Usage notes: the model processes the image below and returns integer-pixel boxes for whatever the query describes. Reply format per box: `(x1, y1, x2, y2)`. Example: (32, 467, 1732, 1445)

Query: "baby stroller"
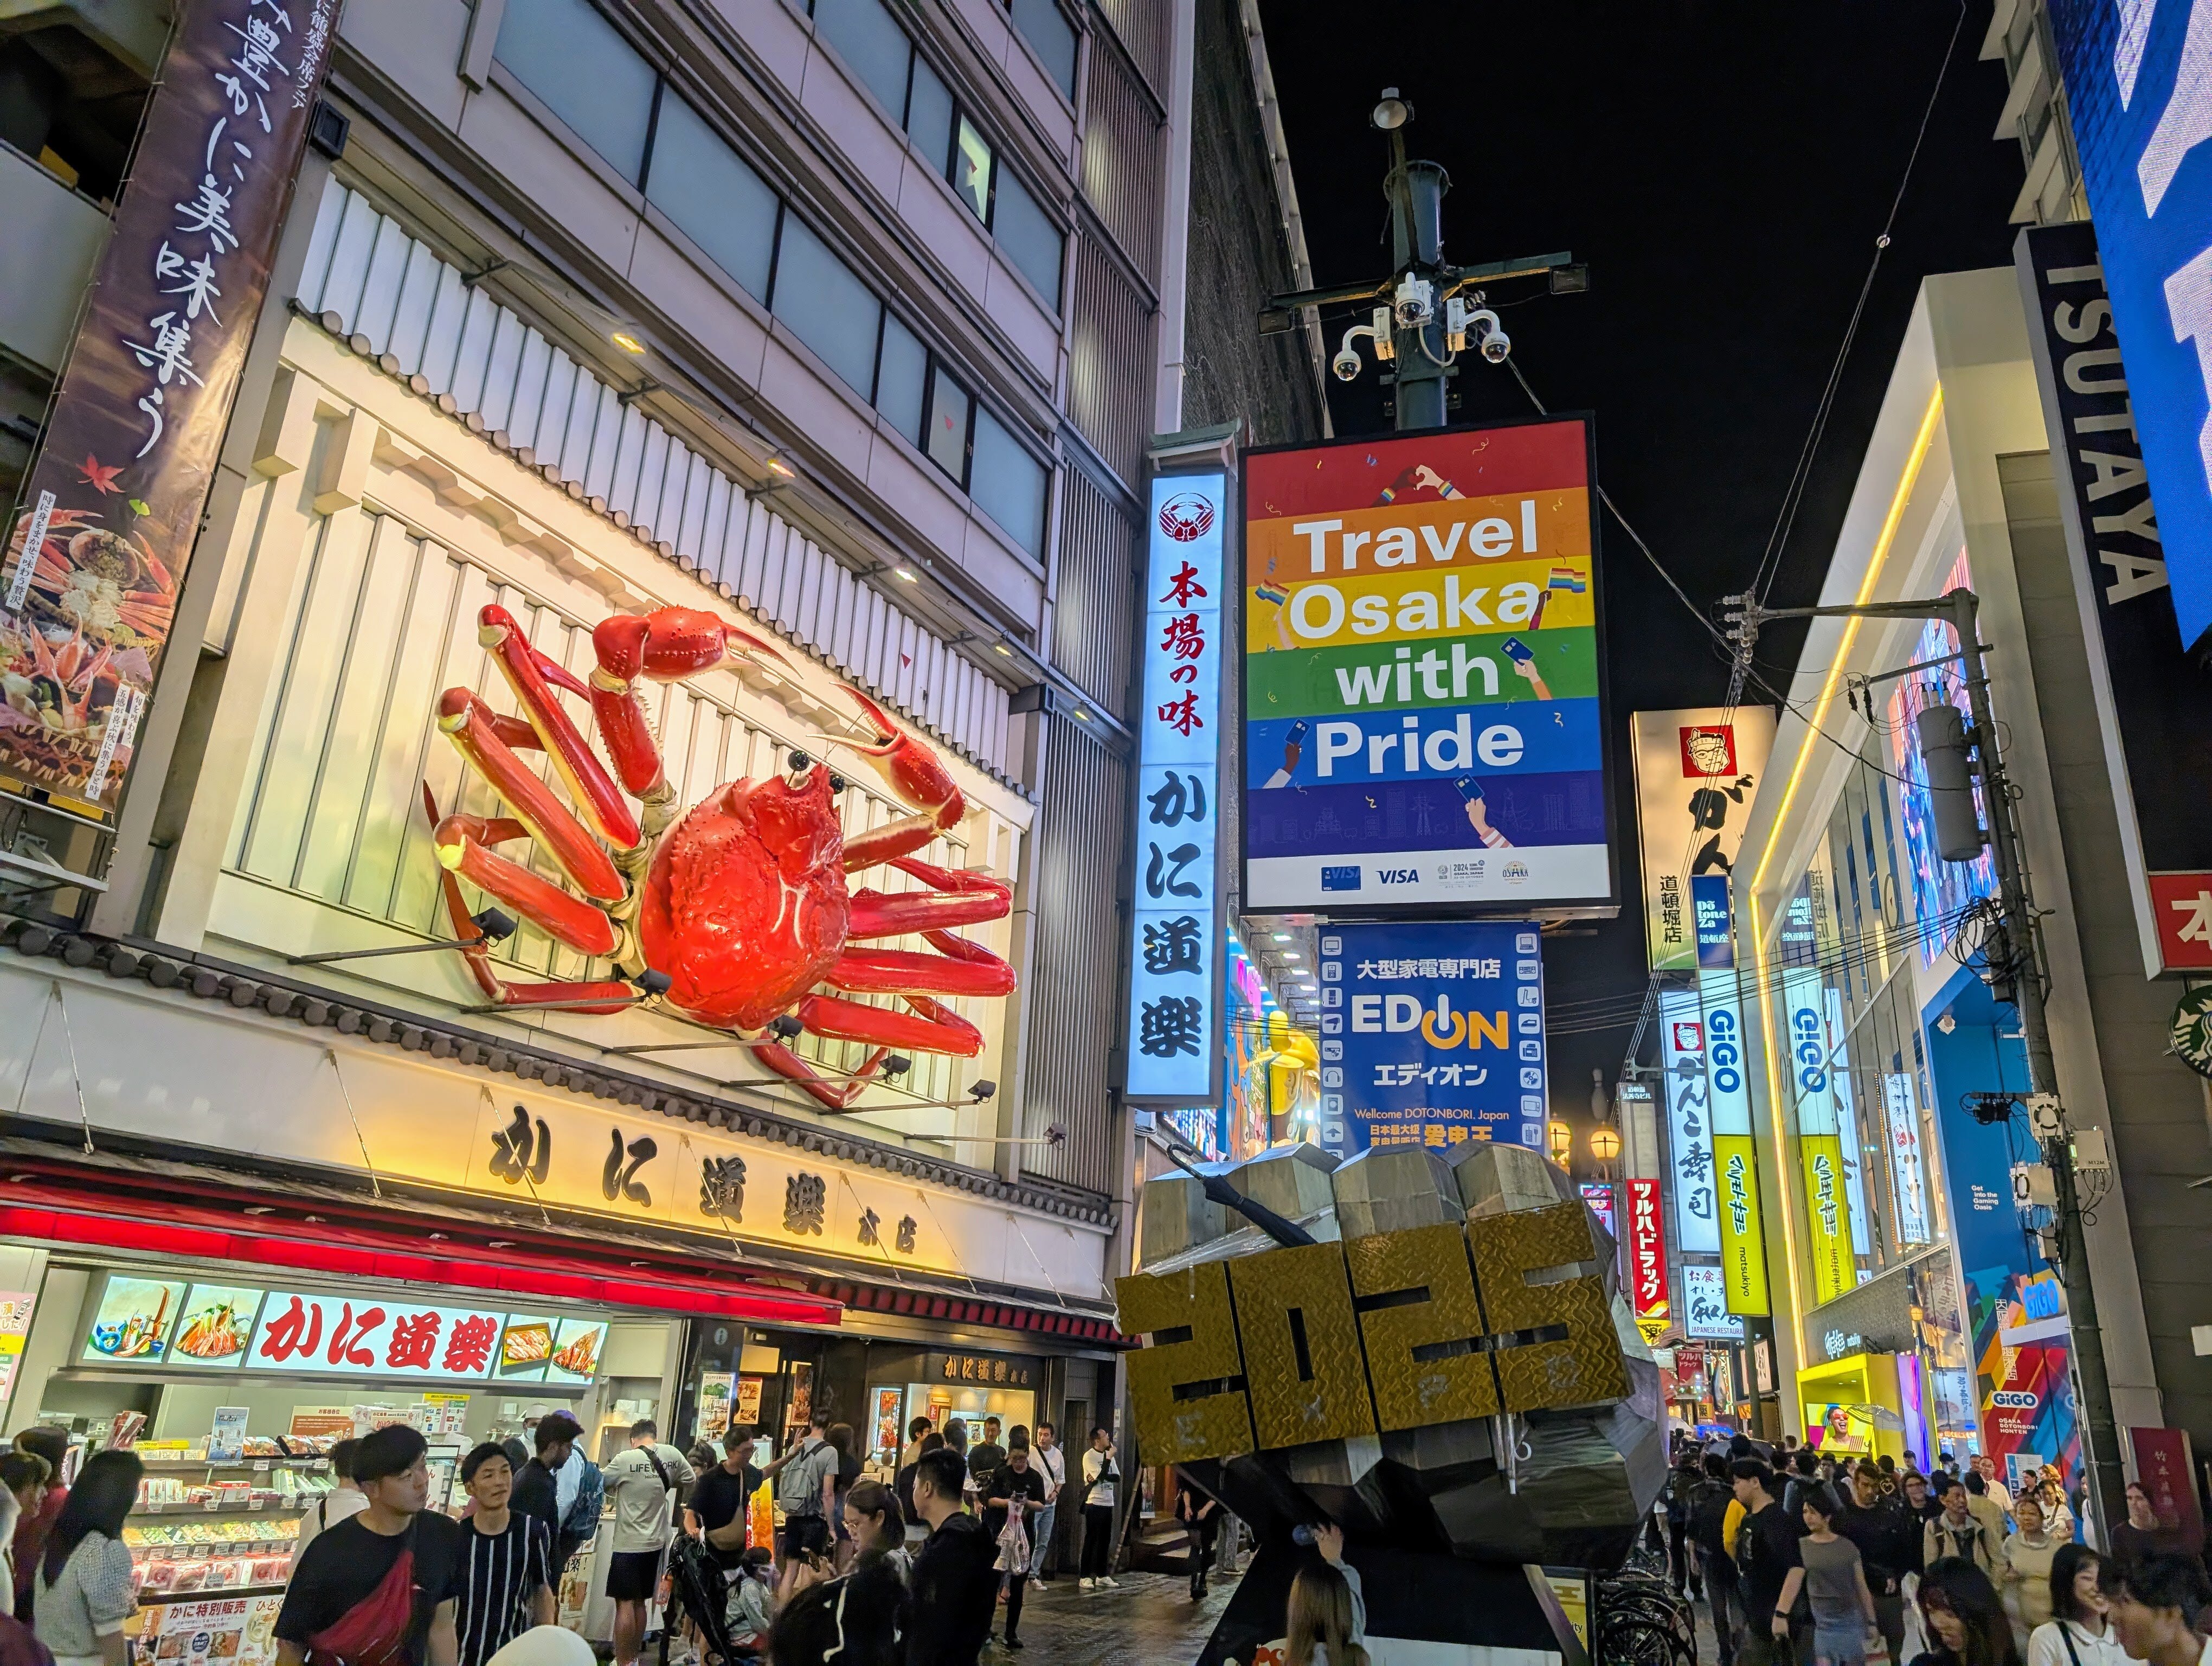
(658, 1536, 749, 1665)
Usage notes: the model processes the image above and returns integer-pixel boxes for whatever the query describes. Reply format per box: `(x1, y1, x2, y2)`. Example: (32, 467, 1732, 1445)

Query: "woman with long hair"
(2026, 1545, 2131, 1666)
(1913, 1558, 2024, 1666)
(33, 1449, 140, 1666)
(1287, 1560, 1368, 1666)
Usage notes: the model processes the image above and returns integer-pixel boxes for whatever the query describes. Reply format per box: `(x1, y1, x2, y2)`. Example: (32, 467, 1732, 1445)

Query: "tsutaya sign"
(0, 963, 1109, 1300)
(1124, 470, 1229, 1105)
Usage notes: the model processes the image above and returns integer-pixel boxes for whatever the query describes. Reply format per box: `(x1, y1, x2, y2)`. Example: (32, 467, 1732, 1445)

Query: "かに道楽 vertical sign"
(0, 0, 338, 813)
(1124, 472, 1227, 1105)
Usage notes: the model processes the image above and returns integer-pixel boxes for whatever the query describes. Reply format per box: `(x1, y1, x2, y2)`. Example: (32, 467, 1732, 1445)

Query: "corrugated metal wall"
(1078, 39, 1165, 289)
(1015, 719, 1128, 1194)
(1050, 462, 1138, 716)
(292, 180, 1014, 784)
(229, 506, 984, 1104)
(1065, 235, 1158, 492)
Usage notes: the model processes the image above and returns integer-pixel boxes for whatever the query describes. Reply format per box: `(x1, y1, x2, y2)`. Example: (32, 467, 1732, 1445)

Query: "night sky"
(1252, 2, 2025, 1134)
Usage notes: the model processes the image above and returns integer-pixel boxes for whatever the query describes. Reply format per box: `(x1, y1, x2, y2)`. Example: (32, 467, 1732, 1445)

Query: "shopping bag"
(995, 1504, 1031, 1575)
(1898, 1574, 1928, 1666)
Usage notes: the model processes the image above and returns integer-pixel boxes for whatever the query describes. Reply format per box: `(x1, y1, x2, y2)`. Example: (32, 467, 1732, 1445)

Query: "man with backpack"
(1690, 1452, 1743, 1666)
(601, 1419, 695, 1666)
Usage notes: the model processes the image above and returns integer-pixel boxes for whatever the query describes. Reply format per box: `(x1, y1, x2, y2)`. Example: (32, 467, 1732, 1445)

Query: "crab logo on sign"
(1158, 491, 1216, 544)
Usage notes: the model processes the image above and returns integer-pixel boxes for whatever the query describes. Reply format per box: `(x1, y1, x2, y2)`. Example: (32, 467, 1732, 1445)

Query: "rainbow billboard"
(1240, 419, 1614, 914)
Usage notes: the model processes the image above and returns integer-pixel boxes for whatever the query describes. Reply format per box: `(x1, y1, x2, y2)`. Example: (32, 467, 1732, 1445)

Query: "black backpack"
(1690, 1480, 1734, 1560)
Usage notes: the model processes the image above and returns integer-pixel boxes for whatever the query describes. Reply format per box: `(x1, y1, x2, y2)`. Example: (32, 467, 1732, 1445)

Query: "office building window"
(771, 218, 883, 395)
(969, 407, 1046, 557)
(991, 169, 1062, 304)
(923, 365, 972, 482)
(491, 0, 1052, 552)
(875, 313, 930, 446)
(1009, 0, 1077, 99)
(952, 114, 995, 222)
(494, 0, 658, 183)
(904, 54, 954, 172)
(813, 0, 912, 118)
(644, 93, 780, 300)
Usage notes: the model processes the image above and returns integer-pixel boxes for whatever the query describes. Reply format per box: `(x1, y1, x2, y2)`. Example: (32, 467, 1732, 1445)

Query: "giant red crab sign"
(420, 603, 1014, 1110)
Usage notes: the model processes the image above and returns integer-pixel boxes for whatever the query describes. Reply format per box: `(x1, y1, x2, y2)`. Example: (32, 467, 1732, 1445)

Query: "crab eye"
(828, 773, 847, 794)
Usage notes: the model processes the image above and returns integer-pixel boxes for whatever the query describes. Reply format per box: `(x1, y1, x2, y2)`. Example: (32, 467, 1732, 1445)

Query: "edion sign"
(1626, 1177, 1668, 1321)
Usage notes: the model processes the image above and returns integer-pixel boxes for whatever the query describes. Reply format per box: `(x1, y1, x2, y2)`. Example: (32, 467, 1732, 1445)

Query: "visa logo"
(1378, 868, 1422, 883)
(1320, 865, 1362, 892)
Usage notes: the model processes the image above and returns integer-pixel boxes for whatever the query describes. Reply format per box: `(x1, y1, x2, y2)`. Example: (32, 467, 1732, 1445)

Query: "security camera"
(1393, 274, 1435, 329)
(1332, 344, 1364, 382)
(1462, 306, 1509, 363)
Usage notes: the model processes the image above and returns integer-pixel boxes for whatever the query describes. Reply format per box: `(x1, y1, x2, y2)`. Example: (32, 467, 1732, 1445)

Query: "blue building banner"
(2047, 0, 2212, 650)
(1313, 921, 1545, 1155)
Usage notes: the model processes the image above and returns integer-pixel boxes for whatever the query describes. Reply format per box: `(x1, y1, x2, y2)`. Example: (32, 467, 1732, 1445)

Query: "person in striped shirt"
(455, 1442, 556, 1666)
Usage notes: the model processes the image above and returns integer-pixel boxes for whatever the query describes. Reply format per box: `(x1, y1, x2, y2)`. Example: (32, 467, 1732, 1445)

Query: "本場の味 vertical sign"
(0, 0, 337, 813)
(1123, 472, 1227, 1104)
(1240, 418, 1613, 913)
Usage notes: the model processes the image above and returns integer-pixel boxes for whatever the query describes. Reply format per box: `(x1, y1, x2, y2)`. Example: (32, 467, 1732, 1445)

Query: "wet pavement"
(990, 1567, 1235, 1665)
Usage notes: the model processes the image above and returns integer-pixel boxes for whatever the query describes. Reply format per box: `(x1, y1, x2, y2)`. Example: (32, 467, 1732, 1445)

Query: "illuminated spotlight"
(611, 330, 647, 354)
(1371, 87, 1413, 131)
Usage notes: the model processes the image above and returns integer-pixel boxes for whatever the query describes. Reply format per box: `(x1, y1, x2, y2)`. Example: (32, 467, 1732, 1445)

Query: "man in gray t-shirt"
(601, 1419, 696, 1666)
(764, 1413, 838, 1561)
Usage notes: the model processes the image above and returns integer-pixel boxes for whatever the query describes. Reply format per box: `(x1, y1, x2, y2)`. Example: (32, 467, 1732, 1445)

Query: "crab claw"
(840, 685, 964, 832)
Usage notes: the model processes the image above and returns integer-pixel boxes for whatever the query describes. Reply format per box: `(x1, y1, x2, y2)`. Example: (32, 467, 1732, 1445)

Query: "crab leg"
(838, 687, 969, 869)
(477, 605, 641, 849)
(420, 787, 635, 1010)
(750, 1041, 891, 1110)
(827, 931, 1014, 997)
(430, 810, 621, 957)
(437, 690, 626, 902)
(796, 991, 985, 1056)
(590, 608, 787, 798)
(847, 856, 1011, 939)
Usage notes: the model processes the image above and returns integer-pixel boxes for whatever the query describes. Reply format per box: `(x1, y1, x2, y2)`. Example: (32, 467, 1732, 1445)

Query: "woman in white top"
(32, 1450, 142, 1666)
(2027, 1544, 2134, 1666)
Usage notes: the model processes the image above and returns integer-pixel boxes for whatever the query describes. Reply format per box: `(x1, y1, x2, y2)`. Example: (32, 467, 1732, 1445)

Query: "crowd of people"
(1662, 1430, 2212, 1666)
(0, 1408, 1158, 1666)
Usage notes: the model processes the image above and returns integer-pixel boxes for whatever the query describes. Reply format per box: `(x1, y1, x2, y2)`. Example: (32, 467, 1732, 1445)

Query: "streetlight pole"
(1257, 89, 1583, 434)
(1722, 586, 2124, 1537)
